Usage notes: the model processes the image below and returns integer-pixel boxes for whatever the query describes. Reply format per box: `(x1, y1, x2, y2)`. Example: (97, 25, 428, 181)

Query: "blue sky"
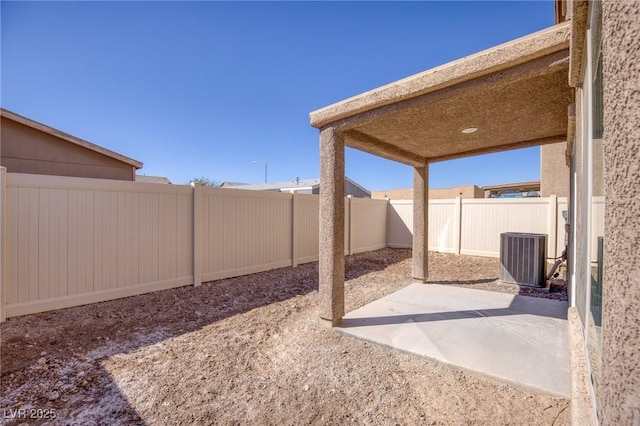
(1, 1, 555, 190)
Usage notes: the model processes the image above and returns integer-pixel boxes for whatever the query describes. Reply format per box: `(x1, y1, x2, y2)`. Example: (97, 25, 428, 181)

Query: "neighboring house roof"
(135, 175, 172, 184)
(225, 177, 370, 195)
(0, 108, 142, 169)
(481, 181, 541, 192)
(227, 178, 320, 191)
(219, 181, 249, 187)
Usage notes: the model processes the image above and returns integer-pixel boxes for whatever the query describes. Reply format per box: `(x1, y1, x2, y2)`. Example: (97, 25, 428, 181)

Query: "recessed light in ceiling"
(462, 127, 478, 134)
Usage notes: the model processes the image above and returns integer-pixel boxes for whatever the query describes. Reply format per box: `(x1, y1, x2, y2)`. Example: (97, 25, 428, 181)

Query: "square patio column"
(412, 164, 429, 282)
(319, 126, 345, 326)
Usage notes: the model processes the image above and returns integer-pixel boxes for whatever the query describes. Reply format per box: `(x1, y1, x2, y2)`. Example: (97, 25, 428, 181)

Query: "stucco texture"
(318, 127, 345, 325)
(601, 1, 640, 424)
(540, 142, 570, 197)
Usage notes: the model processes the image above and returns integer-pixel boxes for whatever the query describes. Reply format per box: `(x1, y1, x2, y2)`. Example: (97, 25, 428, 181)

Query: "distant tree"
(189, 176, 220, 187)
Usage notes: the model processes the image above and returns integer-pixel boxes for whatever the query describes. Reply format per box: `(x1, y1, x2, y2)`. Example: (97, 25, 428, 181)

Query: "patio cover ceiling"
(310, 22, 573, 166)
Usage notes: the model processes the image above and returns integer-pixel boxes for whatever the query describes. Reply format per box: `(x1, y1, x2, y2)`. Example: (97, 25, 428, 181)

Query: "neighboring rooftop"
(219, 181, 249, 188)
(482, 180, 541, 198)
(135, 175, 172, 184)
(224, 177, 371, 198)
(1, 108, 142, 169)
(225, 178, 320, 192)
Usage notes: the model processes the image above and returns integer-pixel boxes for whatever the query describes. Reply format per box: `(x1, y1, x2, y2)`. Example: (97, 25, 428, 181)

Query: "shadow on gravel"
(1, 248, 410, 424)
(1, 248, 409, 375)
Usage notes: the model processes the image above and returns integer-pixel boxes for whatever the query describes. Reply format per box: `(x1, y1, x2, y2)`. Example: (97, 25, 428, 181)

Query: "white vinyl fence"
(387, 196, 605, 263)
(0, 170, 388, 320)
(0, 168, 601, 321)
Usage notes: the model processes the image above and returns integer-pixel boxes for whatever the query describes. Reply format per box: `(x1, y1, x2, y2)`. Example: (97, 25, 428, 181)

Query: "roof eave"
(1, 108, 143, 169)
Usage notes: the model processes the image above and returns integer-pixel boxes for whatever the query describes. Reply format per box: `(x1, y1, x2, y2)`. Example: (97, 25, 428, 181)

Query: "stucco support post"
(412, 164, 429, 282)
(319, 127, 345, 327)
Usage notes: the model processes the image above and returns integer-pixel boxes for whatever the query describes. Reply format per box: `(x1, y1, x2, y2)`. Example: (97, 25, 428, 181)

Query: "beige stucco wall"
(371, 188, 413, 200)
(0, 117, 135, 180)
(540, 141, 570, 197)
(371, 185, 483, 200)
(601, 1, 640, 424)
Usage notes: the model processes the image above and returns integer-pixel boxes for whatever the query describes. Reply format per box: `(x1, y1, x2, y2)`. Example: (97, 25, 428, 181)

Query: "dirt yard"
(1, 249, 569, 425)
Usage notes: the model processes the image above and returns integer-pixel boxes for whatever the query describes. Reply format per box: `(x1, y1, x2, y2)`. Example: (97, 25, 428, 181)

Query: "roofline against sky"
(1, 108, 143, 169)
(310, 21, 571, 129)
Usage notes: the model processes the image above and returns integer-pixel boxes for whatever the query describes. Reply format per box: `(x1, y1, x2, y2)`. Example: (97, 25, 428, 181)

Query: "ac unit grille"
(499, 233, 547, 287)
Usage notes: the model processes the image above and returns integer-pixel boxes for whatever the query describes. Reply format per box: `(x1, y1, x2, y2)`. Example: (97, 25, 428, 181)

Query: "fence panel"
(294, 194, 320, 264)
(5, 173, 193, 318)
(460, 198, 550, 257)
(350, 198, 387, 254)
(387, 199, 456, 252)
(345, 197, 350, 256)
(0, 167, 5, 321)
(557, 197, 569, 257)
(428, 200, 457, 253)
(387, 201, 413, 248)
(200, 188, 293, 282)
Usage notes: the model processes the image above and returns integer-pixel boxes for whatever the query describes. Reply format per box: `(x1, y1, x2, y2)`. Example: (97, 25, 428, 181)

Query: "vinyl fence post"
(191, 182, 202, 287)
(385, 198, 390, 248)
(548, 195, 558, 259)
(453, 196, 462, 255)
(0, 167, 6, 322)
(347, 195, 353, 255)
(292, 192, 298, 267)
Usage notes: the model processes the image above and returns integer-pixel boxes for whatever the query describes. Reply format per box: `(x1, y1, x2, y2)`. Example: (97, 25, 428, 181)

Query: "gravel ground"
(1, 249, 569, 425)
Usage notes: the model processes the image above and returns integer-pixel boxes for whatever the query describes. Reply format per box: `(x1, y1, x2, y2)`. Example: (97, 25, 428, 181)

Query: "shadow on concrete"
(340, 303, 566, 328)
(336, 284, 571, 397)
(427, 278, 498, 285)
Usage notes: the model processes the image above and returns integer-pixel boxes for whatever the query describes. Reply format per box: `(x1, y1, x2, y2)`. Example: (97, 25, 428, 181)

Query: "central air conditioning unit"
(499, 232, 547, 287)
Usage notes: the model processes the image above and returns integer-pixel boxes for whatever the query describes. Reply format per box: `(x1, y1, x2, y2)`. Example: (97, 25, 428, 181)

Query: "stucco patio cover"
(310, 22, 572, 326)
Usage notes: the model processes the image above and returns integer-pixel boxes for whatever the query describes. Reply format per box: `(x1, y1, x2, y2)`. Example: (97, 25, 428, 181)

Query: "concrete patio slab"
(337, 284, 570, 397)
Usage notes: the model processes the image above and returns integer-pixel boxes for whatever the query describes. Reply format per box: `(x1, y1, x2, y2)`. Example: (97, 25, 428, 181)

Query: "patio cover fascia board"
(343, 130, 426, 168)
(311, 22, 571, 165)
(310, 21, 570, 130)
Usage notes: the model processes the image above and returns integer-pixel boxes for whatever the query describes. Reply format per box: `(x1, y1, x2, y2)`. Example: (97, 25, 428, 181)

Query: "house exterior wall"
(371, 188, 413, 200)
(540, 141, 570, 197)
(0, 117, 135, 181)
(600, 1, 640, 424)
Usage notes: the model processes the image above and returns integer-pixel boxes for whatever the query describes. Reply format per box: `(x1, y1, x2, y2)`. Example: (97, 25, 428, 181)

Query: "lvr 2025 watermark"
(3, 408, 57, 420)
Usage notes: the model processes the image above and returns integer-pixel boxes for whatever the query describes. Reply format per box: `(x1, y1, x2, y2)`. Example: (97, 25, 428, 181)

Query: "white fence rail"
(0, 171, 388, 320)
